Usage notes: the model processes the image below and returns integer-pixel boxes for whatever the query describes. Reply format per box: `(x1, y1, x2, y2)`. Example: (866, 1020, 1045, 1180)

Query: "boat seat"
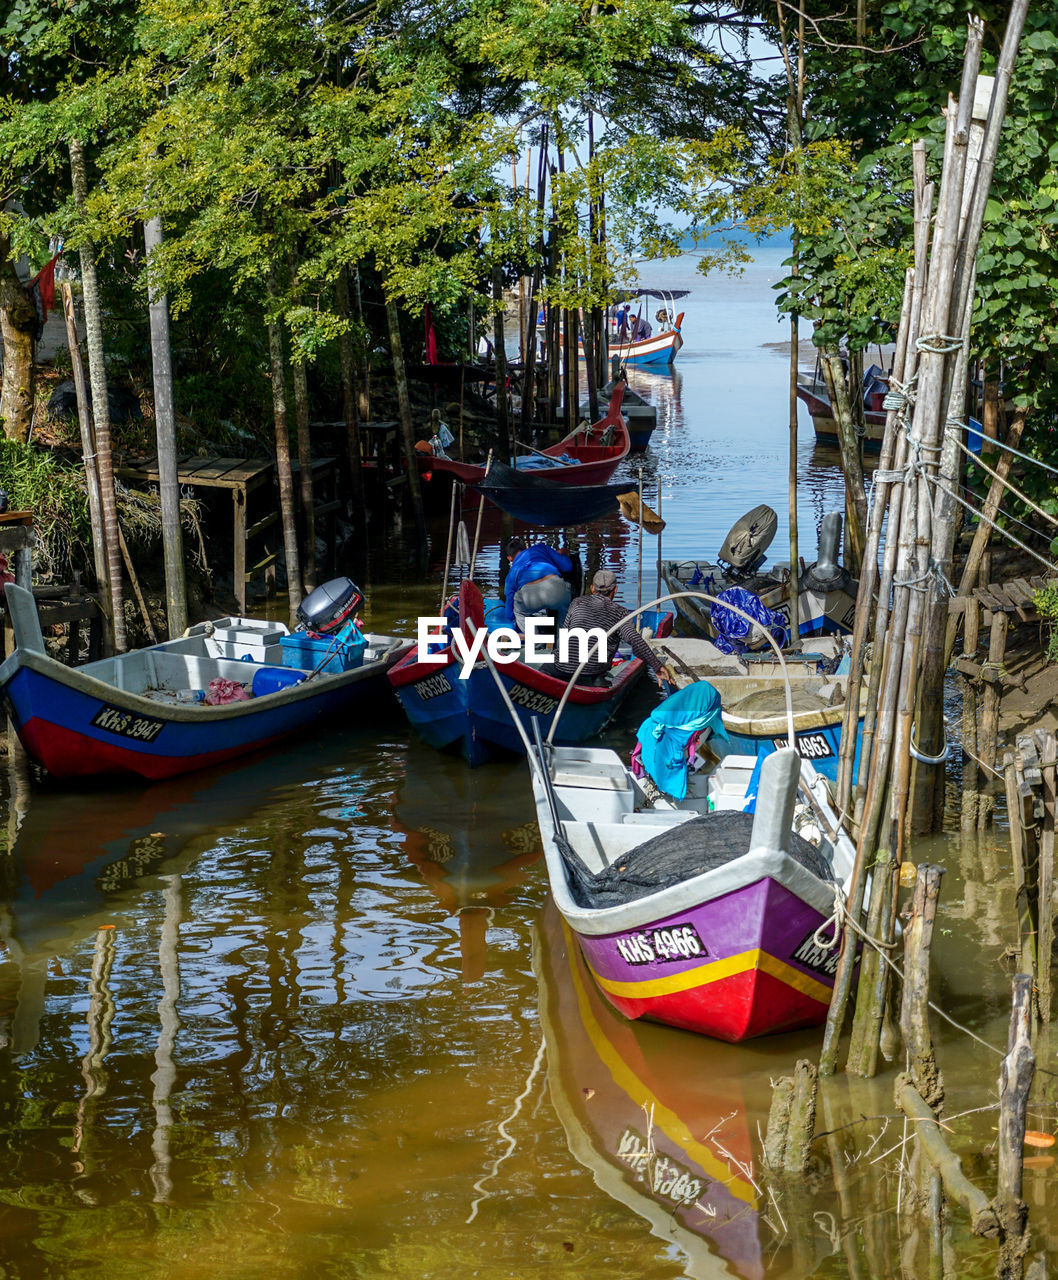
(621, 811, 694, 826)
(3, 583, 45, 654)
(553, 770, 628, 792)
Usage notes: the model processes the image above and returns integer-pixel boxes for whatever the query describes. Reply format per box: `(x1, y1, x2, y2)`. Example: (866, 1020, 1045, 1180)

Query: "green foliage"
(0, 439, 91, 578)
(1034, 581, 1058, 663)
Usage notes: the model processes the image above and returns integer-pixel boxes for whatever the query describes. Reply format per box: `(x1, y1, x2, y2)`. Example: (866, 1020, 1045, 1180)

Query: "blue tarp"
(709, 586, 790, 655)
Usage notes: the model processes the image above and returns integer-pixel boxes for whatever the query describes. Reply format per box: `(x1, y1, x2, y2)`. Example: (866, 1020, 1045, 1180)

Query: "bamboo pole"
(439, 480, 458, 612)
(961, 598, 981, 828)
(468, 451, 493, 581)
(977, 613, 1008, 826)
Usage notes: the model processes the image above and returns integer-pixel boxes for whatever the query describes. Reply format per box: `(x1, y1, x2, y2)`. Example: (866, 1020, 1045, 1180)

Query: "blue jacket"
(502, 546, 573, 622)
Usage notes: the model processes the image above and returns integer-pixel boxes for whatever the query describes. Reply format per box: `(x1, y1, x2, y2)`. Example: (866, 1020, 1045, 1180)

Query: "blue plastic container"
(252, 666, 307, 697)
(280, 632, 366, 674)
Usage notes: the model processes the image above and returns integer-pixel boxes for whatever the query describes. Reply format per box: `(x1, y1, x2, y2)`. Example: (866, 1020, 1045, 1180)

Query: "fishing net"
(566, 811, 835, 909)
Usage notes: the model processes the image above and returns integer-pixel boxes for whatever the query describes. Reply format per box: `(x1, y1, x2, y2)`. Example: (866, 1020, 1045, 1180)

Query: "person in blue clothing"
(502, 536, 573, 633)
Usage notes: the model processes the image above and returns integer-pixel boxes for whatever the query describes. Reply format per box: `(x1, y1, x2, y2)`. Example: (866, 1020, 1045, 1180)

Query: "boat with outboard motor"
(796, 363, 889, 449)
(661, 507, 858, 646)
(0, 579, 413, 781)
(388, 580, 673, 767)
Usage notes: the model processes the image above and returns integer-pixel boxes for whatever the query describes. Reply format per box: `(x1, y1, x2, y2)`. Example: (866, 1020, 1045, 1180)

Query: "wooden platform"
(116, 453, 339, 612)
(948, 575, 1055, 625)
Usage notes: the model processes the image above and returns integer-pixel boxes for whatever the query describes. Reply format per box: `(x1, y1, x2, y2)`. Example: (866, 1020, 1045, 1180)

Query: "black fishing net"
(564, 811, 835, 910)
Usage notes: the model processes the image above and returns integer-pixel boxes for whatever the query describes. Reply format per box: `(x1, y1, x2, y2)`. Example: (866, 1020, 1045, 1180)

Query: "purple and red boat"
(388, 580, 673, 768)
(0, 581, 413, 782)
(528, 740, 855, 1042)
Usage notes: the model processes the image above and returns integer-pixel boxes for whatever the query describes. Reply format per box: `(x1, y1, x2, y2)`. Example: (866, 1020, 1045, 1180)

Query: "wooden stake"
(1038, 733, 1056, 1021)
(995, 973, 1035, 1279)
(899, 864, 945, 1109)
(977, 612, 1008, 826)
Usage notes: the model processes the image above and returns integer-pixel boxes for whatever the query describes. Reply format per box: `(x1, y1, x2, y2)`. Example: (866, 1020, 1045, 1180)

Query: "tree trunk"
(0, 227, 36, 442)
(384, 294, 429, 554)
(70, 138, 126, 652)
(143, 215, 187, 638)
(819, 345, 867, 574)
(265, 280, 303, 621)
(61, 280, 112, 650)
(336, 266, 365, 531)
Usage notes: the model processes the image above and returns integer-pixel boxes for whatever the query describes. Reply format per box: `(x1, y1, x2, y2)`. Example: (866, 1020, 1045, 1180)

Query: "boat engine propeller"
(297, 577, 364, 635)
(801, 511, 852, 592)
(717, 504, 778, 579)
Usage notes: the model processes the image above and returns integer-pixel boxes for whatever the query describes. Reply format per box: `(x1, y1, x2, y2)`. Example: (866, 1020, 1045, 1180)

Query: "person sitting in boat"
(552, 569, 674, 688)
(632, 314, 652, 341)
(632, 680, 729, 801)
(502, 536, 574, 634)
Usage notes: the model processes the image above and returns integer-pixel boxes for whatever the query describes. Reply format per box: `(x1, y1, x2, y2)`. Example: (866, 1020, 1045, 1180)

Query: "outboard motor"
(801, 512, 852, 593)
(717, 504, 778, 579)
(297, 577, 364, 636)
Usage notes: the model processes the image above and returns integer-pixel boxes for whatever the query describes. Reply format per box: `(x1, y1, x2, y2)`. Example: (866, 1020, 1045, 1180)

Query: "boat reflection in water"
(390, 743, 543, 982)
(534, 901, 834, 1280)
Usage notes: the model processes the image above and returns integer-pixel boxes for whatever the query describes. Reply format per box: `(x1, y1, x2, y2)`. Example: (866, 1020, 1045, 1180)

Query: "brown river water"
(0, 253, 1049, 1277)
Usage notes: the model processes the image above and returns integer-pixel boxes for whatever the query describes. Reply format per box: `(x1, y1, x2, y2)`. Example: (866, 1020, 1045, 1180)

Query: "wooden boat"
(608, 288, 689, 367)
(417, 382, 630, 488)
(388, 580, 672, 767)
(528, 738, 856, 1042)
(661, 509, 858, 645)
(647, 642, 862, 784)
(0, 582, 413, 781)
(472, 462, 634, 527)
(535, 900, 836, 1279)
(796, 365, 887, 449)
(581, 380, 657, 451)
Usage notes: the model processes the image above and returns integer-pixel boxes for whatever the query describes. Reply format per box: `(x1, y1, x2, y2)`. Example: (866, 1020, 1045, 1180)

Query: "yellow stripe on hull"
(591, 947, 833, 1006)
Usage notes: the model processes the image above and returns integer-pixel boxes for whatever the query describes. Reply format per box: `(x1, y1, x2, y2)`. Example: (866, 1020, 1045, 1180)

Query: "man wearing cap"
(553, 569, 674, 687)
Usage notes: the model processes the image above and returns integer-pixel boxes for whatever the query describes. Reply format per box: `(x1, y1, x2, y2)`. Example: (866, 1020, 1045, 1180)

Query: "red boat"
(417, 382, 630, 488)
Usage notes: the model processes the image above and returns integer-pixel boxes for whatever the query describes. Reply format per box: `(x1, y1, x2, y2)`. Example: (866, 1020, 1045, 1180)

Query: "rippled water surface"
(0, 254, 1036, 1278)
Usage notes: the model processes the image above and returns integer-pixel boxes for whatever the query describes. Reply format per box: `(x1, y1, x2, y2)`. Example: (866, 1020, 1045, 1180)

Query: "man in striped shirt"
(552, 569, 673, 687)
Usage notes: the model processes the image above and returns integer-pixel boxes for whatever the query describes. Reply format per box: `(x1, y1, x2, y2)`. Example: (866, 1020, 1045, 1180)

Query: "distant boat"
(609, 288, 689, 368)
(527, 738, 856, 1042)
(417, 382, 630, 489)
(388, 580, 672, 767)
(0, 581, 412, 782)
(796, 364, 888, 449)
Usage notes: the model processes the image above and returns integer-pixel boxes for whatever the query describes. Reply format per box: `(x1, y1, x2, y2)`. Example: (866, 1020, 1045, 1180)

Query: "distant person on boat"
(552, 569, 674, 688)
(616, 303, 631, 340)
(632, 315, 652, 341)
(502, 536, 573, 633)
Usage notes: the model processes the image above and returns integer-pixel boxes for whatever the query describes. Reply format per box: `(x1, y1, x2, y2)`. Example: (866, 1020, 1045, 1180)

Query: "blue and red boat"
(388, 581, 672, 767)
(0, 581, 413, 782)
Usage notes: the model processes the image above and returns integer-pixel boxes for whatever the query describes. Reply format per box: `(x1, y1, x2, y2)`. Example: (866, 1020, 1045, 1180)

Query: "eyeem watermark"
(417, 616, 606, 679)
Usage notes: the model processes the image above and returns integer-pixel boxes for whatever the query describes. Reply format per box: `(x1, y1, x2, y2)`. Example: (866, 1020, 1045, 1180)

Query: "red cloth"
(424, 303, 438, 365)
(29, 255, 58, 319)
(204, 677, 251, 705)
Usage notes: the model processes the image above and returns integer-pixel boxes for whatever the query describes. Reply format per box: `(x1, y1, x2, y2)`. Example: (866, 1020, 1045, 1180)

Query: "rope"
(949, 430, 1058, 530)
(923, 473, 1058, 575)
(944, 425, 1058, 479)
(915, 332, 965, 355)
